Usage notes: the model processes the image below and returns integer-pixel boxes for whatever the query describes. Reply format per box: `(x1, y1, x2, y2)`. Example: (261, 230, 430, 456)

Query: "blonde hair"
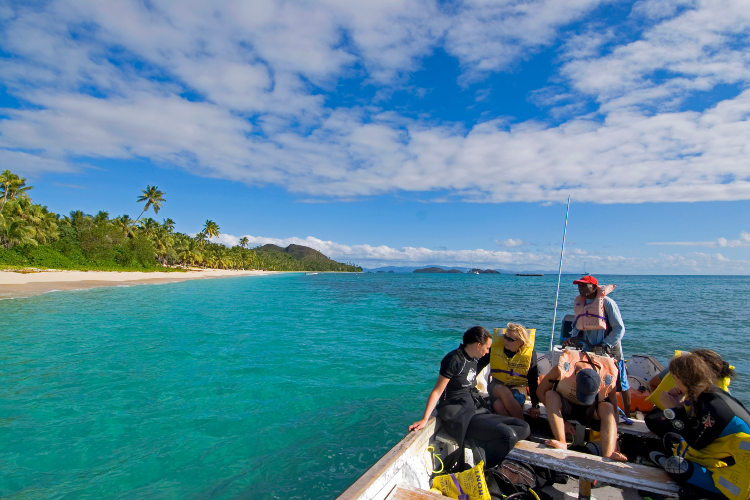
(505, 323, 531, 349)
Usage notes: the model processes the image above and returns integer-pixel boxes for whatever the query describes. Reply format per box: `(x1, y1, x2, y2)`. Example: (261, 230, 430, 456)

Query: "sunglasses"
(503, 334, 520, 342)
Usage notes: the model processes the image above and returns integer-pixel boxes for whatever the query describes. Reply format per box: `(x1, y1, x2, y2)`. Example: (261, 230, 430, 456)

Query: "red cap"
(573, 275, 598, 286)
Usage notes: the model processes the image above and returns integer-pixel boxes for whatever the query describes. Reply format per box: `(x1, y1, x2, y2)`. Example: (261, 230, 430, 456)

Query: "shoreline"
(0, 268, 279, 299)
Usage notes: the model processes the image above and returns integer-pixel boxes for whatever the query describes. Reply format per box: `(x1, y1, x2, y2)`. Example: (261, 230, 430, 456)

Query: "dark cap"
(576, 368, 600, 405)
(573, 275, 598, 286)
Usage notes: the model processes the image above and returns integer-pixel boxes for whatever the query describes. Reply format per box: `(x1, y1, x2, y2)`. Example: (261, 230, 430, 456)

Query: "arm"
(537, 366, 560, 404)
(409, 375, 450, 432)
(602, 297, 625, 347)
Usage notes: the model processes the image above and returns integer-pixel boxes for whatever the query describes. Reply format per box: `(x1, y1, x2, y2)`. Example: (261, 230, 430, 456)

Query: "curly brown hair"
(669, 353, 715, 401)
(691, 349, 734, 380)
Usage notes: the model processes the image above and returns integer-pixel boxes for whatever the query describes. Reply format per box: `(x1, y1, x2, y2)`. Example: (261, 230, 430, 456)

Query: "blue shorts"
(617, 359, 630, 392)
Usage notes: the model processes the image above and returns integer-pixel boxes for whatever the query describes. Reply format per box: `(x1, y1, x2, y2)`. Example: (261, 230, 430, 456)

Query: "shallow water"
(2, 273, 749, 498)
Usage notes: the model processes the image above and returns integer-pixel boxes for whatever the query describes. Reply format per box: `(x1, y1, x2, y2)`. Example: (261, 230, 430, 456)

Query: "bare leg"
(492, 384, 523, 418)
(598, 401, 626, 461)
(543, 390, 568, 450)
(622, 390, 632, 416)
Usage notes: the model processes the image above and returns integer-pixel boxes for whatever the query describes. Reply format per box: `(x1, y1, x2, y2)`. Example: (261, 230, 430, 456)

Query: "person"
(536, 348, 627, 461)
(647, 348, 734, 396)
(648, 353, 750, 500)
(488, 323, 540, 419)
(564, 275, 631, 416)
(409, 326, 530, 468)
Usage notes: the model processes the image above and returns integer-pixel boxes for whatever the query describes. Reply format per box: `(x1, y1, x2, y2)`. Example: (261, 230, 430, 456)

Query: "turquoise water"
(2, 273, 749, 498)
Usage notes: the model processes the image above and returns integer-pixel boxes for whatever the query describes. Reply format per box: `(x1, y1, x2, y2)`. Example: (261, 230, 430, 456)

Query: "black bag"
(484, 459, 565, 500)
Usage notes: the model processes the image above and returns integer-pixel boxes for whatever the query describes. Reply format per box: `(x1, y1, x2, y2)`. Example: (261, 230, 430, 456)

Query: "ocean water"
(2, 273, 749, 499)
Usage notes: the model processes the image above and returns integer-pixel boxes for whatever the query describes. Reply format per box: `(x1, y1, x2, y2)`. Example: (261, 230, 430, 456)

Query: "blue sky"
(1, 0, 749, 274)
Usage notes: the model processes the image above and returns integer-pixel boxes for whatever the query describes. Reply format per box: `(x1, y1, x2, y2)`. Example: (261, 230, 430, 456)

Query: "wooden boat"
(338, 348, 681, 500)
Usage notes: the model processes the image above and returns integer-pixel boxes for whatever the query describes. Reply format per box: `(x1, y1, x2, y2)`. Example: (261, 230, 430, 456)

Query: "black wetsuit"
(645, 388, 750, 496)
(437, 345, 530, 467)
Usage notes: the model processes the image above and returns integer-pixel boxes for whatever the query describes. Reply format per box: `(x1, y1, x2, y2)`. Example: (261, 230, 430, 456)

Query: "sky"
(1, 0, 749, 274)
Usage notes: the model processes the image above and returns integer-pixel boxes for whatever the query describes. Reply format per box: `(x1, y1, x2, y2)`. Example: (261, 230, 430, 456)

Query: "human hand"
(409, 419, 427, 432)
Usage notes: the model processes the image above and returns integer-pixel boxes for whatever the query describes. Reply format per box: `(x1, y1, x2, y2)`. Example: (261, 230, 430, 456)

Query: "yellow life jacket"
(674, 433, 750, 500)
(489, 328, 536, 387)
(573, 284, 615, 331)
(555, 348, 618, 404)
(646, 350, 733, 410)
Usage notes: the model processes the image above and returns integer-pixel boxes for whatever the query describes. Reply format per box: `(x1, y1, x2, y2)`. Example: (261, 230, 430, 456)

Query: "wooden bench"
(508, 440, 681, 498)
(524, 402, 655, 439)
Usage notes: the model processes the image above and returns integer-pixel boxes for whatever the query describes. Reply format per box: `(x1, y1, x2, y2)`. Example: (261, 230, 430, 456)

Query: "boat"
(338, 345, 679, 500)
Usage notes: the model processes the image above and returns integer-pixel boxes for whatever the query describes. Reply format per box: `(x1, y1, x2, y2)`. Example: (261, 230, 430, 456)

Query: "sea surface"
(2, 273, 749, 499)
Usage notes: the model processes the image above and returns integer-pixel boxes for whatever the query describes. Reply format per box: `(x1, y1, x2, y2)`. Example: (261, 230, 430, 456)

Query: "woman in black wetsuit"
(648, 353, 750, 500)
(409, 326, 530, 468)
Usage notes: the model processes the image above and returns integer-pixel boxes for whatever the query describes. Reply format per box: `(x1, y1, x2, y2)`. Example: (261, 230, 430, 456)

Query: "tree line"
(0, 170, 361, 272)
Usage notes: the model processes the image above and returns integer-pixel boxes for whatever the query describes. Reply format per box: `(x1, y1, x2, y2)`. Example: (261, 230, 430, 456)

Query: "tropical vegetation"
(0, 170, 361, 272)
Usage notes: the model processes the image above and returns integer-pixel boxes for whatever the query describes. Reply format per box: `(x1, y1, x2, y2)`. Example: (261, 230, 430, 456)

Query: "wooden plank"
(507, 440, 681, 497)
(524, 402, 655, 438)
(386, 485, 449, 500)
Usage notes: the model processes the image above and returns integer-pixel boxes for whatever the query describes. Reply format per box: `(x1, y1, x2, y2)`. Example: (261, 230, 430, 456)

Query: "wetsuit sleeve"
(682, 393, 732, 449)
(602, 297, 625, 348)
(528, 350, 539, 407)
(439, 352, 461, 380)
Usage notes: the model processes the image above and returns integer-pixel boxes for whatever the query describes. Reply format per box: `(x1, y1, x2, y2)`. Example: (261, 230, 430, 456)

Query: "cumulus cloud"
(0, 0, 749, 205)
(648, 231, 750, 247)
(212, 232, 750, 274)
(497, 238, 525, 248)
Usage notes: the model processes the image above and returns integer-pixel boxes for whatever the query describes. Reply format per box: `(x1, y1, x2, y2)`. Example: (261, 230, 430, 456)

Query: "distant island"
(0, 169, 361, 273)
(413, 267, 463, 273)
(413, 267, 499, 274)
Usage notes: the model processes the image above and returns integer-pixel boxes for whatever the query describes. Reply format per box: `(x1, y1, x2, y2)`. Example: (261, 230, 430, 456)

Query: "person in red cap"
(564, 275, 631, 417)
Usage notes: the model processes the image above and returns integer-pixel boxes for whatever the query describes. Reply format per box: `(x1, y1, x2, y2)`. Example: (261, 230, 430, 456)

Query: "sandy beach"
(0, 268, 277, 299)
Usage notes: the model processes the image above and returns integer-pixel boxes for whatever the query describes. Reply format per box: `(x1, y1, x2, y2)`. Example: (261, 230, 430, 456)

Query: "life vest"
(573, 284, 615, 331)
(674, 428, 750, 500)
(489, 328, 536, 387)
(555, 348, 618, 404)
(646, 350, 733, 410)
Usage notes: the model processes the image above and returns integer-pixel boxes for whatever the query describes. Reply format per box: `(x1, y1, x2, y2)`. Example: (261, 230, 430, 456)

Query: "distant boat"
(305, 272, 319, 275)
(516, 273, 543, 276)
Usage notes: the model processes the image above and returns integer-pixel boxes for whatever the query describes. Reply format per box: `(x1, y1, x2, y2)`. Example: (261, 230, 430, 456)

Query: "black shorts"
(560, 398, 601, 431)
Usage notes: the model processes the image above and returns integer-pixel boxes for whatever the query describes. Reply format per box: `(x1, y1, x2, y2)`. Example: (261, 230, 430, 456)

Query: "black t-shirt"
(439, 344, 490, 403)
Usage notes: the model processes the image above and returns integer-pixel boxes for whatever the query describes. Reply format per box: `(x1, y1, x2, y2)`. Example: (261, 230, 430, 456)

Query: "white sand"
(0, 268, 276, 299)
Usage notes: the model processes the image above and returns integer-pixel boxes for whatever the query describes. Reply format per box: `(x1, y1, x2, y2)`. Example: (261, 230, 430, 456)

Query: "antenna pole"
(550, 195, 571, 351)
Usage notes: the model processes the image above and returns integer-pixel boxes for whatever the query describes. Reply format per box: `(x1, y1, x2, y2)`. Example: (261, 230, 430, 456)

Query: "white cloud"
(210, 232, 750, 274)
(0, 0, 749, 206)
(497, 238, 525, 248)
(648, 231, 750, 247)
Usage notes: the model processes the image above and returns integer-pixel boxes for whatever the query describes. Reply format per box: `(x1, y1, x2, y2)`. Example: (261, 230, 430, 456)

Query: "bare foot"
(606, 451, 628, 462)
(544, 439, 568, 450)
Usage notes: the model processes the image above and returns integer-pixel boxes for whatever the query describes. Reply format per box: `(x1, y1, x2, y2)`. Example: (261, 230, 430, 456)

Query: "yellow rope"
(424, 445, 444, 474)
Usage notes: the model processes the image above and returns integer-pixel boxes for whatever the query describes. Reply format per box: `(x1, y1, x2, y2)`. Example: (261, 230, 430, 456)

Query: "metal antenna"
(550, 195, 571, 351)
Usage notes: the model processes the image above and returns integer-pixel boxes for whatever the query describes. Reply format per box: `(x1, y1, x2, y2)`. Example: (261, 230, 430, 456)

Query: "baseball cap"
(573, 275, 598, 286)
(576, 368, 600, 405)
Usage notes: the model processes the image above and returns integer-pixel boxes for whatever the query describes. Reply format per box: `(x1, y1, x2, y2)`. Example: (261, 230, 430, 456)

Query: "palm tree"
(239, 236, 249, 248)
(136, 185, 165, 221)
(202, 219, 220, 239)
(0, 170, 32, 212)
(116, 215, 136, 238)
